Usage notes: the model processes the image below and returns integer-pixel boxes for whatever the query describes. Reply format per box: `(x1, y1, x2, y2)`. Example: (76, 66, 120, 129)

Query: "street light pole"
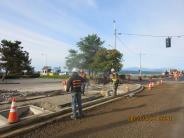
(41, 53, 47, 66)
(113, 20, 117, 49)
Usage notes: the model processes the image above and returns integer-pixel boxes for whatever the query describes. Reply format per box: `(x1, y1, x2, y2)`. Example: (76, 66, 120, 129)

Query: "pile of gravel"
(0, 90, 24, 102)
(36, 102, 61, 112)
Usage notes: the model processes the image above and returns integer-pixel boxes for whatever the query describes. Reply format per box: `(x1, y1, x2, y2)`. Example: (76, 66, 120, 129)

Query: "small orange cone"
(160, 80, 163, 85)
(148, 82, 152, 90)
(126, 85, 129, 92)
(151, 82, 154, 87)
(8, 98, 18, 123)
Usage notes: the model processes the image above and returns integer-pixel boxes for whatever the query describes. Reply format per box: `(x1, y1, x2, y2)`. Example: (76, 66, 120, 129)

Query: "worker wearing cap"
(66, 68, 85, 119)
(110, 68, 119, 96)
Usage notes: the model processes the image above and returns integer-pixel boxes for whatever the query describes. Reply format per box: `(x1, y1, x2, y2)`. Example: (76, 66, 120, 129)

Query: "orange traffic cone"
(148, 82, 152, 90)
(160, 80, 163, 85)
(126, 85, 129, 92)
(151, 82, 154, 87)
(8, 98, 18, 123)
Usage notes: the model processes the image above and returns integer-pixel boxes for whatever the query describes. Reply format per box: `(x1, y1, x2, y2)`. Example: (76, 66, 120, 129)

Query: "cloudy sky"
(0, 0, 184, 71)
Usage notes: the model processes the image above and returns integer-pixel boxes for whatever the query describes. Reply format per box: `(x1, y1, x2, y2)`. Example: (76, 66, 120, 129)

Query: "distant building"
(41, 66, 52, 76)
(53, 67, 61, 74)
(59, 71, 69, 75)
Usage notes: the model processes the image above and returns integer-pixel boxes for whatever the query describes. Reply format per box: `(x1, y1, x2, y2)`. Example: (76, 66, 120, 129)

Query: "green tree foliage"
(65, 34, 123, 74)
(0, 40, 33, 75)
(77, 34, 104, 70)
(65, 49, 82, 71)
(92, 48, 123, 73)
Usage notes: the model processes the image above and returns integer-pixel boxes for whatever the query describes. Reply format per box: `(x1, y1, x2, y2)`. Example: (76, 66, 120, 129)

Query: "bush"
(6, 74, 21, 79)
(0, 73, 40, 79)
(40, 74, 69, 79)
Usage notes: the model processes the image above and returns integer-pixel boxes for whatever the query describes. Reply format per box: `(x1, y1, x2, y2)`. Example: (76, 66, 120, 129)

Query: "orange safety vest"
(72, 80, 81, 88)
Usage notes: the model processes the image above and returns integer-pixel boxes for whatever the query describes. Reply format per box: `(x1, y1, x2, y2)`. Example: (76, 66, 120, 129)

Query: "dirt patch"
(36, 102, 61, 112)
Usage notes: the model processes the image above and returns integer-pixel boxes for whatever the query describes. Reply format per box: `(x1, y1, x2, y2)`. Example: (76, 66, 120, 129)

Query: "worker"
(79, 69, 87, 96)
(66, 68, 85, 120)
(110, 68, 119, 96)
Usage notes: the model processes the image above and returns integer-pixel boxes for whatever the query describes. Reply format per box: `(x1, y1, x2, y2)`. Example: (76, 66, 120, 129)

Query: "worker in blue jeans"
(66, 68, 85, 120)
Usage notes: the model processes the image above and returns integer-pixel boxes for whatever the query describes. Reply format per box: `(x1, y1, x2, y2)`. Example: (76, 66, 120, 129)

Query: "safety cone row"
(148, 80, 164, 91)
(8, 97, 18, 123)
(148, 82, 154, 90)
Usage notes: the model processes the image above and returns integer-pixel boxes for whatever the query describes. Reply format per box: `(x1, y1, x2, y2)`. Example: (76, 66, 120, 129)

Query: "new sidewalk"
(0, 83, 140, 111)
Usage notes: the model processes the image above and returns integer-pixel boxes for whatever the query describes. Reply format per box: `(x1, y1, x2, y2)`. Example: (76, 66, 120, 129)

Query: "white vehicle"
(59, 72, 69, 75)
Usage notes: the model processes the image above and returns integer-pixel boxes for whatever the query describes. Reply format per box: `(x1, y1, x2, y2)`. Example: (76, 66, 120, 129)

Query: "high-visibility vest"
(72, 80, 82, 88)
(112, 73, 118, 82)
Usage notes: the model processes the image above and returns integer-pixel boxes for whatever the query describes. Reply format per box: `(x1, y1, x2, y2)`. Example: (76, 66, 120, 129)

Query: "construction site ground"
(12, 79, 184, 138)
(0, 78, 140, 112)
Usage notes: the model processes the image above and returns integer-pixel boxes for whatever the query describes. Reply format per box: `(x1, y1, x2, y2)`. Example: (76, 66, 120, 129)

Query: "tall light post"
(139, 51, 146, 80)
(113, 20, 121, 49)
(41, 53, 47, 67)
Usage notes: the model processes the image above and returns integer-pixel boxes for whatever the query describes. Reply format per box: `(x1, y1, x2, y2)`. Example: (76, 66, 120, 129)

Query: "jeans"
(113, 82, 118, 96)
(71, 92, 83, 117)
(81, 83, 86, 95)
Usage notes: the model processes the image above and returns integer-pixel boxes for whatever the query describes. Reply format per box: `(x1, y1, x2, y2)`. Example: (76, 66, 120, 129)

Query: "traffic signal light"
(166, 37, 171, 48)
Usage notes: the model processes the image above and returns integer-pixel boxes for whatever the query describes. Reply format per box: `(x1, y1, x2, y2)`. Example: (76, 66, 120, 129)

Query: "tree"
(65, 34, 123, 76)
(92, 48, 123, 73)
(65, 49, 82, 71)
(77, 34, 104, 71)
(0, 40, 33, 75)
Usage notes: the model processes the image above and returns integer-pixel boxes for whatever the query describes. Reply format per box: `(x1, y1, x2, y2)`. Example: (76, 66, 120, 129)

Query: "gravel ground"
(11, 82, 184, 138)
(0, 90, 24, 102)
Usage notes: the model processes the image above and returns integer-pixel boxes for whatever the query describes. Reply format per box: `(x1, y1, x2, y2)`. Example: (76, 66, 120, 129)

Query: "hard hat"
(72, 68, 79, 73)
(111, 68, 115, 72)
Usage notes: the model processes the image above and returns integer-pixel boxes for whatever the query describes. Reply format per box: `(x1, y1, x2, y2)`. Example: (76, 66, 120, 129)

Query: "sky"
(0, 0, 184, 71)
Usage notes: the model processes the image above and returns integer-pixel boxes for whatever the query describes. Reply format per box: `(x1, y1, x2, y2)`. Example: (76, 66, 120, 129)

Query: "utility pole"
(139, 51, 146, 80)
(113, 20, 121, 50)
(113, 20, 117, 49)
(139, 51, 142, 77)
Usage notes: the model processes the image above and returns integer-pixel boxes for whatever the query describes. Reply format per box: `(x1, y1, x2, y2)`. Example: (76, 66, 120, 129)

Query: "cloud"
(0, 20, 70, 70)
(0, 0, 97, 40)
(69, 0, 97, 9)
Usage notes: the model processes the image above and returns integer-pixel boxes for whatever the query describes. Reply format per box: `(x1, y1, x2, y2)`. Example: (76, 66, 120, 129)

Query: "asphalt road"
(15, 78, 184, 138)
(0, 78, 62, 92)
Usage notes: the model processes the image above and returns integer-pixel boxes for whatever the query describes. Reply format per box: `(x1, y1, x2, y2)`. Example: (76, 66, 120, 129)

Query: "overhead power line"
(120, 33, 184, 38)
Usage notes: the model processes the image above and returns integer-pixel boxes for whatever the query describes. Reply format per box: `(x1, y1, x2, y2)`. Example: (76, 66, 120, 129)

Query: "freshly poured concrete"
(0, 105, 48, 127)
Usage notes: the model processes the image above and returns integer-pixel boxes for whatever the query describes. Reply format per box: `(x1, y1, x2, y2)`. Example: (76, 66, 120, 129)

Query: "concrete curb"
(0, 84, 144, 138)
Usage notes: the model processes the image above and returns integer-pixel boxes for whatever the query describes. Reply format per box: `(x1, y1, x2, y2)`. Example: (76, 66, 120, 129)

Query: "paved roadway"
(14, 77, 184, 138)
(0, 78, 62, 92)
